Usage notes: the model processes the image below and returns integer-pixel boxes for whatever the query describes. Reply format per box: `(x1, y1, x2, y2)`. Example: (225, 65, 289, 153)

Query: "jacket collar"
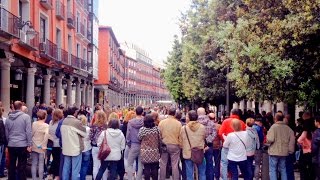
(230, 115, 240, 119)
(275, 121, 286, 125)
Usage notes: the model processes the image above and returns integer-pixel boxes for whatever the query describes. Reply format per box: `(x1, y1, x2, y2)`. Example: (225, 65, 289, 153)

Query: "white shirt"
(83, 126, 92, 152)
(223, 131, 248, 162)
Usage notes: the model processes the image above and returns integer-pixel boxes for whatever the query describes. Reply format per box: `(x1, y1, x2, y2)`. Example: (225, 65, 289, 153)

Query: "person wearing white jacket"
(96, 119, 126, 180)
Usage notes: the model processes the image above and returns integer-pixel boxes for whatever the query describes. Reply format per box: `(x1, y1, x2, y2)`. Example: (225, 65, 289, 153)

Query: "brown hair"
(151, 112, 160, 126)
(79, 115, 88, 126)
(0, 107, 4, 117)
(246, 118, 255, 127)
(232, 119, 242, 132)
(37, 110, 47, 120)
(124, 111, 136, 123)
(94, 110, 107, 127)
(52, 109, 63, 124)
(108, 112, 119, 121)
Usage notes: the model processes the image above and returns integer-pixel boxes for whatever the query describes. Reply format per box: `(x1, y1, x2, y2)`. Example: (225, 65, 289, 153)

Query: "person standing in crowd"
(219, 109, 246, 180)
(246, 118, 260, 180)
(223, 119, 249, 180)
(158, 107, 182, 180)
(31, 110, 49, 180)
(197, 107, 216, 180)
(138, 114, 161, 180)
(96, 119, 125, 180)
(180, 110, 206, 180)
(45, 107, 54, 124)
(79, 115, 92, 180)
(312, 115, 320, 179)
(60, 106, 86, 180)
(48, 109, 64, 180)
(267, 113, 295, 180)
(78, 105, 88, 117)
(298, 112, 315, 180)
(32, 102, 40, 122)
(5, 101, 32, 180)
(151, 111, 160, 126)
(252, 116, 264, 180)
(0, 107, 6, 178)
(209, 112, 221, 180)
(90, 110, 108, 180)
(126, 106, 144, 180)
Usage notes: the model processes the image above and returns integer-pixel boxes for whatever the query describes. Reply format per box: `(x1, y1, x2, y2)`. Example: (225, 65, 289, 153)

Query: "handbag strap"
(184, 126, 192, 148)
(234, 132, 246, 149)
(104, 130, 108, 144)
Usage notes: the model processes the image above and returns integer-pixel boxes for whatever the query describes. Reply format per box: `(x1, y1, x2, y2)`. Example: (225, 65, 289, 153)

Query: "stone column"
(43, 74, 52, 106)
(26, 67, 37, 116)
(66, 79, 72, 107)
(247, 100, 253, 111)
(239, 100, 245, 111)
(89, 85, 94, 108)
(276, 102, 285, 113)
(0, 54, 14, 116)
(75, 79, 81, 108)
(232, 102, 239, 109)
(81, 83, 87, 106)
(55, 75, 63, 106)
(85, 83, 90, 106)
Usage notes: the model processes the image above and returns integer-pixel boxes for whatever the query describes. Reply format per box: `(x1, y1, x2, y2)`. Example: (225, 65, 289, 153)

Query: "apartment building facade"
(0, 0, 99, 115)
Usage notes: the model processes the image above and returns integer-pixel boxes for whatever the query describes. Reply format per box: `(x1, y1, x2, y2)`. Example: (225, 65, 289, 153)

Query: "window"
(83, 48, 87, 60)
(40, 17, 46, 42)
(76, 44, 81, 57)
(76, 12, 80, 32)
(56, 28, 61, 48)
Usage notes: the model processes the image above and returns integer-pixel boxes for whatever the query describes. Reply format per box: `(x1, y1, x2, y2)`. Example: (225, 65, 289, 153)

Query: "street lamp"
(15, 69, 23, 81)
(50, 78, 56, 88)
(16, 17, 38, 39)
(62, 81, 67, 89)
(36, 75, 43, 86)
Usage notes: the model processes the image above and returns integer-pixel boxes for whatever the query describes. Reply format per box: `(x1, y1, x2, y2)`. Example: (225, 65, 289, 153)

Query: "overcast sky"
(98, 0, 190, 65)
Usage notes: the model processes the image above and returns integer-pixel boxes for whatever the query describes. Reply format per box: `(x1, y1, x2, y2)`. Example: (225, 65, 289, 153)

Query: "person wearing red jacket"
(219, 109, 246, 180)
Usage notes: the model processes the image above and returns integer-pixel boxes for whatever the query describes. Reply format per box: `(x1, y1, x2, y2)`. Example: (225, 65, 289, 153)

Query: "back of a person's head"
(108, 119, 120, 129)
(197, 107, 206, 116)
(275, 113, 284, 122)
(246, 118, 255, 127)
(168, 107, 176, 116)
(315, 115, 320, 125)
(53, 109, 64, 123)
(66, 106, 78, 116)
(37, 109, 47, 120)
(21, 106, 28, 113)
(47, 106, 53, 114)
(136, 106, 143, 116)
(144, 114, 155, 128)
(78, 115, 88, 126)
(175, 111, 182, 120)
(188, 110, 198, 121)
(95, 110, 107, 127)
(232, 119, 242, 131)
(230, 109, 240, 116)
(303, 111, 311, 120)
(13, 101, 23, 111)
(108, 112, 119, 121)
(124, 111, 136, 123)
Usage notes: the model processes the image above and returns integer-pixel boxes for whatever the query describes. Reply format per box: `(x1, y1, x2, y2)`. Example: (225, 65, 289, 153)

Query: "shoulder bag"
(98, 130, 111, 160)
(184, 126, 204, 165)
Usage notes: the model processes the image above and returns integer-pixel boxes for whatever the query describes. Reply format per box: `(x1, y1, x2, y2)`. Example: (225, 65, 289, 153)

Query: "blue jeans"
(228, 160, 249, 180)
(205, 147, 214, 180)
(286, 153, 295, 180)
(96, 161, 118, 180)
(213, 149, 221, 180)
(0, 145, 5, 176)
(185, 159, 206, 180)
(247, 156, 254, 180)
(221, 147, 229, 180)
(62, 154, 82, 180)
(269, 155, 287, 180)
(80, 150, 92, 180)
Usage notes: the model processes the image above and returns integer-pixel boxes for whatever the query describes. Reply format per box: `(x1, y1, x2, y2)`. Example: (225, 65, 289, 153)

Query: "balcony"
(70, 54, 80, 69)
(80, 58, 87, 70)
(67, 12, 75, 29)
(0, 7, 20, 40)
(18, 30, 39, 51)
(56, 1, 65, 20)
(40, 0, 53, 10)
(57, 48, 69, 65)
(39, 39, 58, 60)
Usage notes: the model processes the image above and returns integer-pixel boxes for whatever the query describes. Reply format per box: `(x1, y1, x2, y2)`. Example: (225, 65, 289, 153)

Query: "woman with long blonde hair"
(89, 110, 108, 180)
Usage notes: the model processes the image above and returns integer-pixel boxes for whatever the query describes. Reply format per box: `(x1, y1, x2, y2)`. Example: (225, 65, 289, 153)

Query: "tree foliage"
(163, 0, 320, 107)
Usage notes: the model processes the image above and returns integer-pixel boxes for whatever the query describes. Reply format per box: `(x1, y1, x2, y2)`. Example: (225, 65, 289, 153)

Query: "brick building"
(0, 0, 99, 115)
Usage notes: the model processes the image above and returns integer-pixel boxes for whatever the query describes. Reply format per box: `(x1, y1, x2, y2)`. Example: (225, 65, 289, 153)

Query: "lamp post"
(16, 17, 38, 39)
(15, 69, 23, 81)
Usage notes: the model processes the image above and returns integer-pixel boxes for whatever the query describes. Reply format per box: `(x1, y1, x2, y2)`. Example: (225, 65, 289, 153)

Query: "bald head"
(197, 107, 206, 116)
(21, 106, 28, 113)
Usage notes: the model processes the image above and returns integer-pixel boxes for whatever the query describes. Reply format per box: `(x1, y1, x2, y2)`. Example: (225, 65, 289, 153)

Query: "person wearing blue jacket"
(252, 117, 264, 180)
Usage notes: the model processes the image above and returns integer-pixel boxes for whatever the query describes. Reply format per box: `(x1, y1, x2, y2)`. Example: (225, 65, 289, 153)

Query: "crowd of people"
(0, 100, 319, 180)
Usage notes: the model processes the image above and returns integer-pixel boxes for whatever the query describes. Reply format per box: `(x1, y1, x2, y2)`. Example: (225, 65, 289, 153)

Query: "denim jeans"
(205, 147, 214, 180)
(247, 156, 254, 180)
(92, 146, 107, 180)
(212, 148, 221, 180)
(96, 161, 118, 180)
(143, 162, 159, 180)
(286, 153, 295, 180)
(31, 152, 45, 180)
(185, 159, 206, 180)
(80, 150, 92, 180)
(0, 145, 5, 176)
(228, 160, 249, 180)
(62, 154, 82, 180)
(221, 147, 229, 180)
(8, 147, 28, 180)
(127, 144, 143, 180)
(269, 155, 287, 180)
(159, 144, 180, 180)
(49, 147, 61, 177)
